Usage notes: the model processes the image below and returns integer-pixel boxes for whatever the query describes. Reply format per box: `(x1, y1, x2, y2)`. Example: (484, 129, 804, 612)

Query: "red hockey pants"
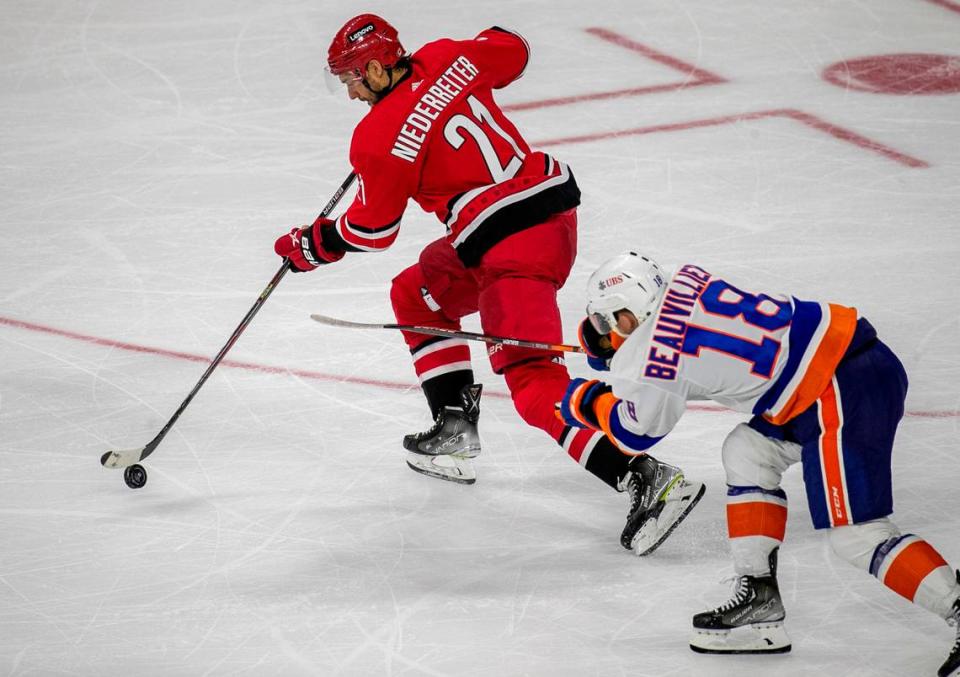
(389, 210, 578, 442)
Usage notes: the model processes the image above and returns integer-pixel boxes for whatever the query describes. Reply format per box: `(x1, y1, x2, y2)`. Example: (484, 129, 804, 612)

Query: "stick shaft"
(310, 313, 584, 353)
(114, 172, 357, 465)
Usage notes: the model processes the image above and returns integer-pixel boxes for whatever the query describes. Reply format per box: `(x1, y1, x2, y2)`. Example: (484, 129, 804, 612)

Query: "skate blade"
(458, 443, 481, 459)
(689, 621, 792, 654)
(442, 440, 481, 459)
(405, 452, 476, 485)
(403, 437, 481, 458)
(632, 481, 705, 556)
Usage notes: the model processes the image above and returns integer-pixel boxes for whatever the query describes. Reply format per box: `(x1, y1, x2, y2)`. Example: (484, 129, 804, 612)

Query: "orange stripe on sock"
(883, 540, 949, 602)
(818, 380, 849, 527)
(727, 501, 788, 540)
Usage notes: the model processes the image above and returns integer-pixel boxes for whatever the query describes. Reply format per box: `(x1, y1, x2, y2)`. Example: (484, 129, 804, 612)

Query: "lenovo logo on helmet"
(349, 23, 375, 42)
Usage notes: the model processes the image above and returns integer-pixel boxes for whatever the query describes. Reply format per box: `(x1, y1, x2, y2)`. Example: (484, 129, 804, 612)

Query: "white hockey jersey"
(598, 264, 858, 453)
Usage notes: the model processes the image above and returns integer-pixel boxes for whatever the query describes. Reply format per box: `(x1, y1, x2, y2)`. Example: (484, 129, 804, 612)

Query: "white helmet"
(586, 252, 666, 337)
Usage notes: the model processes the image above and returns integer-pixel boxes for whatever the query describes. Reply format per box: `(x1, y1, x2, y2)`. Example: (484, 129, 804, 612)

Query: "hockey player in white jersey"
(558, 251, 959, 675)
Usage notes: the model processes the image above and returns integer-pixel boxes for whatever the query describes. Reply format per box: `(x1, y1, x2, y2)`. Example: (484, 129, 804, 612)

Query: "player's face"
(338, 70, 378, 105)
(615, 310, 640, 336)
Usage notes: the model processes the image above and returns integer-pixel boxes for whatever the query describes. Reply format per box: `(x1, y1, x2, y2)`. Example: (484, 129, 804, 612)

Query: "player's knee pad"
(722, 422, 800, 489)
(503, 358, 569, 439)
(479, 276, 563, 373)
(390, 264, 432, 325)
(391, 264, 463, 356)
(391, 244, 479, 329)
(418, 238, 478, 318)
(828, 518, 900, 570)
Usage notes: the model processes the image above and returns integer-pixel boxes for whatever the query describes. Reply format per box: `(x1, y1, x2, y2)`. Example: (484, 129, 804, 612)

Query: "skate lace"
(626, 474, 645, 513)
(413, 413, 444, 441)
(714, 575, 752, 613)
(949, 614, 960, 656)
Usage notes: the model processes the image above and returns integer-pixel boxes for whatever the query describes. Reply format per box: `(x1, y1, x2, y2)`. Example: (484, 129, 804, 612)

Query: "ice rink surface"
(2, 1, 959, 675)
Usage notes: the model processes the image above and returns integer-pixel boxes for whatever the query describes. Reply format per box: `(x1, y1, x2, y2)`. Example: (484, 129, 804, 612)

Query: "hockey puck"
(124, 464, 148, 489)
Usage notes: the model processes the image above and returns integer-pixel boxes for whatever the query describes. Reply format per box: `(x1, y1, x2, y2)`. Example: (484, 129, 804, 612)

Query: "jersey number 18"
(682, 280, 793, 378)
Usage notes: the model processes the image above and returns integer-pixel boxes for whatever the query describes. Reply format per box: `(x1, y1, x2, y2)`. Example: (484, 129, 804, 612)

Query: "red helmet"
(327, 14, 406, 76)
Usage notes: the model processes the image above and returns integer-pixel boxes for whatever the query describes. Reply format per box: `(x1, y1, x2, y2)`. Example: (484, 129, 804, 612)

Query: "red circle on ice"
(822, 54, 960, 94)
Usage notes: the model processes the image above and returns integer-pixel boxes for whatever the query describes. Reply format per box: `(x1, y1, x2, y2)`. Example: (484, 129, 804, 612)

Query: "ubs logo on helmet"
(349, 23, 376, 42)
(597, 275, 623, 291)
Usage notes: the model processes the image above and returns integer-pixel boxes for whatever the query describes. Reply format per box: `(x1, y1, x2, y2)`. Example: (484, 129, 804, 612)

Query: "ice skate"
(403, 384, 482, 485)
(940, 573, 960, 677)
(690, 548, 792, 654)
(620, 454, 705, 556)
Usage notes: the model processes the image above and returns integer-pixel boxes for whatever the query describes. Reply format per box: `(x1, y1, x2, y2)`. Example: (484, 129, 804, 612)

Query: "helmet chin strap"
(363, 64, 409, 103)
(360, 73, 379, 98)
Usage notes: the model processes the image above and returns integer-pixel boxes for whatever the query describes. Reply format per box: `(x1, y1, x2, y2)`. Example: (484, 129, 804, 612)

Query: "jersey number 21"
(444, 95, 525, 183)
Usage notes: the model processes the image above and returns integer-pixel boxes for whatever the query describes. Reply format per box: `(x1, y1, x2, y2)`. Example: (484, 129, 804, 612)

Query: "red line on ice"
(502, 80, 719, 112)
(0, 315, 429, 396)
(1, 315, 954, 419)
(583, 27, 727, 83)
(503, 28, 725, 112)
(501, 29, 927, 169)
(925, 0, 960, 14)
(533, 108, 929, 168)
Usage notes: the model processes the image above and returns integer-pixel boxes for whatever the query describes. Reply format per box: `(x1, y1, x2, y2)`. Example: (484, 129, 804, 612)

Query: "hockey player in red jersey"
(272, 14, 704, 555)
(559, 251, 960, 675)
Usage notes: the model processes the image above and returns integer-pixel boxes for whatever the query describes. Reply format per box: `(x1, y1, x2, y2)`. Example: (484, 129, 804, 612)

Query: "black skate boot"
(939, 572, 960, 677)
(620, 454, 705, 556)
(690, 547, 791, 654)
(403, 384, 482, 485)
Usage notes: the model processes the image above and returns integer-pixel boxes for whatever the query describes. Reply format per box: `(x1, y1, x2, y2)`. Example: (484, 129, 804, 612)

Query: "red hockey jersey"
(325, 27, 580, 266)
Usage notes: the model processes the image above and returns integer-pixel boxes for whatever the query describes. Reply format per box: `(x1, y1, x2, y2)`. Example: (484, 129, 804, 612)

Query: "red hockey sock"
(502, 358, 569, 441)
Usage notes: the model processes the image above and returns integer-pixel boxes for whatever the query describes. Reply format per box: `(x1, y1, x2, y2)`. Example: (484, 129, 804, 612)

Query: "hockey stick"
(310, 313, 585, 353)
(101, 171, 357, 469)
